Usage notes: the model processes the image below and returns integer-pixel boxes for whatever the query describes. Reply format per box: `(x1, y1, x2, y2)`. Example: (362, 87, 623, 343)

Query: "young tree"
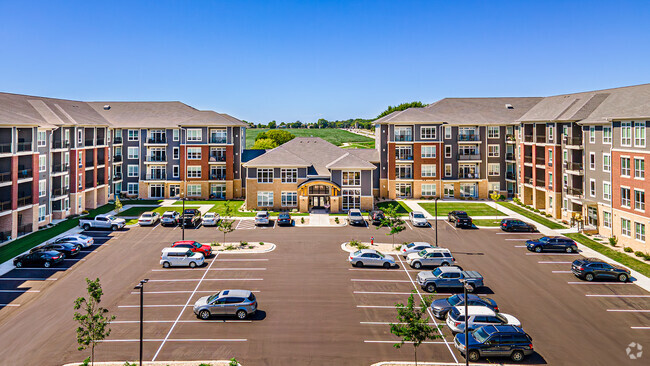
(113, 196, 122, 215)
(489, 192, 501, 222)
(378, 204, 405, 248)
(73, 278, 115, 366)
(252, 138, 278, 150)
(218, 202, 236, 244)
(390, 291, 442, 366)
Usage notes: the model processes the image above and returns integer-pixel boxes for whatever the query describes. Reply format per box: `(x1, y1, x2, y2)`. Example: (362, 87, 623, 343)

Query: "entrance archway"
(297, 180, 341, 212)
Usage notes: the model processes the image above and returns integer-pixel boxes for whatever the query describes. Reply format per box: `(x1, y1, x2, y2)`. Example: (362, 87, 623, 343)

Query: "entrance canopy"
(297, 180, 341, 197)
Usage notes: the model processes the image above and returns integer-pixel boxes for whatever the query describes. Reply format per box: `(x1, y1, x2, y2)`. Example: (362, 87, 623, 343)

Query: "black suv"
(448, 211, 473, 228)
(500, 218, 536, 232)
(370, 210, 385, 225)
(181, 209, 202, 228)
(572, 258, 631, 282)
(454, 325, 534, 362)
(526, 236, 578, 253)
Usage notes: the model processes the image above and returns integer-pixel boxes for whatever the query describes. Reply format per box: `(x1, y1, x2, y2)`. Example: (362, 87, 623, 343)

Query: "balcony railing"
(524, 155, 533, 163)
(394, 135, 413, 142)
(210, 137, 227, 144)
(396, 174, 413, 179)
(458, 134, 480, 142)
(0, 201, 10, 212)
(396, 154, 413, 161)
(209, 154, 226, 162)
(535, 178, 545, 186)
(506, 172, 515, 180)
(524, 134, 534, 142)
(113, 173, 122, 180)
(209, 174, 226, 180)
(85, 180, 95, 189)
(459, 172, 480, 179)
(52, 163, 69, 173)
(53, 140, 70, 149)
(145, 172, 167, 180)
(53, 187, 69, 196)
(506, 134, 516, 142)
(535, 157, 545, 165)
(97, 158, 105, 166)
(524, 177, 533, 185)
(114, 136, 123, 144)
(0, 143, 10, 153)
(146, 154, 167, 162)
(505, 153, 515, 160)
(536, 136, 546, 143)
(17, 142, 32, 152)
(0, 172, 11, 183)
(113, 155, 122, 162)
(84, 139, 94, 147)
(0, 230, 10, 242)
(147, 136, 167, 144)
(17, 169, 32, 179)
(458, 153, 481, 161)
(566, 187, 584, 197)
(564, 162, 583, 172)
(85, 159, 94, 167)
(564, 135, 582, 146)
(17, 195, 32, 207)
(17, 224, 32, 236)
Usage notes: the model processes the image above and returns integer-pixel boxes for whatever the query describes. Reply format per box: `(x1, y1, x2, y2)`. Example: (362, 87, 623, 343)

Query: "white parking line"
(130, 290, 261, 295)
(151, 268, 266, 272)
(568, 282, 630, 285)
(0, 290, 40, 293)
(0, 304, 20, 307)
(361, 322, 437, 325)
(112, 320, 252, 324)
(354, 291, 414, 295)
(147, 278, 263, 282)
(215, 259, 268, 262)
(102, 338, 246, 343)
(357, 305, 396, 309)
(0, 278, 57, 281)
(538, 261, 573, 264)
(587, 294, 650, 298)
(351, 279, 411, 283)
(526, 253, 579, 256)
(505, 239, 529, 241)
(119, 305, 192, 308)
(552, 271, 572, 273)
(607, 309, 650, 313)
(514, 245, 527, 248)
(405, 221, 413, 230)
(631, 327, 650, 330)
(444, 220, 456, 230)
(364, 340, 448, 344)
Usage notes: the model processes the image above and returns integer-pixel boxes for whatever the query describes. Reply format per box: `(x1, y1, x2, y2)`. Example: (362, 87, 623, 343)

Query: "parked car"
(172, 240, 212, 257)
(370, 210, 385, 225)
(193, 289, 257, 320)
(526, 236, 578, 253)
(406, 247, 455, 269)
(181, 209, 202, 228)
(454, 325, 534, 362)
(500, 218, 536, 232)
(160, 247, 205, 268)
(31, 242, 80, 257)
(400, 242, 433, 257)
(79, 214, 126, 231)
(347, 209, 365, 226)
(417, 266, 484, 293)
(349, 249, 395, 268)
(277, 213, 292, 226)
(50, 234, 94, 248)
(14, 250, 64, 268)
(409, 211, 429, 227)
(448, 211, 473, 228)
(138, 211, 160, 226)
(160, 211, 181, 226)
(571, 257, 631, 282)
(202, 212, 221, 226)
(430, 294, 498, 320)
(446, 306, 520, 334)
(255, 211, 270, 226)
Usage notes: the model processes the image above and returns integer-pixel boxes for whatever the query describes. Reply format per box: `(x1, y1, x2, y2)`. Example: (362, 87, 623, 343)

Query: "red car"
(172, 240, 212, 257)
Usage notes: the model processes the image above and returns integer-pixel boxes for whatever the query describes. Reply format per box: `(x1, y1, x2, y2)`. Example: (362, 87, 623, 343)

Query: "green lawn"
(566, 233, 650, 277)
(171, 200, 224, 205)
(419, 202, 504, 217)
(120, 199, 165, 205)
(376, 200, 412, 214)
(472, 219, 502, 227)
(341, 141, 375, 149)
(246, 128, 375, 148)
(116, 206, 160, 217)
(497, 202, 566, 230)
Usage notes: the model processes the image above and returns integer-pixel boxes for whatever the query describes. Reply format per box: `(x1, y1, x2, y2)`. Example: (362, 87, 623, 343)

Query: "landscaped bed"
(566, 233, 650, 277)
(497, 202, 566, 229)
(376, 200, 412, 214)
(419, 202, 504, 217)
(115, 206, 160, 217)
(209, 241, 275, 253)
(245, 128, 374, 148)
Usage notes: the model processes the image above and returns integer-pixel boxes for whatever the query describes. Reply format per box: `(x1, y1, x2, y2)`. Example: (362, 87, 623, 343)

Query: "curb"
(207, 242, 276, 254)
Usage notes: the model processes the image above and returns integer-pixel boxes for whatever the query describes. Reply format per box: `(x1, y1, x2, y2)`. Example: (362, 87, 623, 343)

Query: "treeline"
(245, 101, 427, 130)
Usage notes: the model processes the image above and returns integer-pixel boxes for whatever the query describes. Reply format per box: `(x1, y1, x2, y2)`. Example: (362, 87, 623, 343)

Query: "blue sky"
(1, 0, 649, 123)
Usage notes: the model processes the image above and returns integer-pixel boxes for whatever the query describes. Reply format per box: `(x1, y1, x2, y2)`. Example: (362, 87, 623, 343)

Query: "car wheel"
(383, 262, 391, 269)
(467, 350, 480, 362)
(425, 284, 436, 293)
(585, 273, 594, 281)
(163, 261, 171, 268)
(535, 246, 542, 253)
(199, 310, 210, 320)
(441, 262, 450, 266)
(15, 261, 22, 268)
(511, 350, 525, 362)
(83, 224, 90, 231)
(455, 221, 459, 228)
(412, 262, 422, 269)
(565, 247, 573, 253)
(355, 261, 364, 268)
(189, 261, 197, 268)
(618, 273, 628, 282)
(236, 310, 247, 319)
(44, 261, 51, 268)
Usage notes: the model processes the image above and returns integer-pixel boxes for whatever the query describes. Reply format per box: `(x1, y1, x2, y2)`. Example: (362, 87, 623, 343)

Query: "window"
(78, 173, 83, 189)
(342, 171, 361, 185)
(187, 184, 201, 197)
(603, 154, 611, 172)
(420, 126, 437, 139)
(589, 126, 595, 143)
(421, 184, 436, 196)
(173, 165, 180, 178)
(621, 157, 630, 176)
(634, 122, 646, 147)
(187, 147, 201, 160)
(281, 168, 298, 183)
(421, 165, 436, 178)
(635, 190, 645, 211)
(187, 129, 202, 142)
(127, 183, 138, 195)
(603, 126, 612, 143)
(488, 145, 499, 157)
(621, 122, 632, 146)
(127, 129, 139, 141)
(603, 211, 612, 228)
(563, 174, 568, 188)
(281, 192, 297, 207)
(489, 182, 500, 195)
(78, 151, 83, 167)
(257, 191, 273, 207)
(548, 149, 553, 164)
(39, 180, 46, 197)
(187, 166, 201, 178)
(395, 145, 412, 160)
(210, 183, 226, 199)
(621, 187, 631, 208)
(548, 126, 554, 141)
(421, 146, 436, 158)
(173, 147, 179, 160)
(39, 155, 46, 172)
(257, 168, 273, 183)
(549, 173, 553, 188)
(173, 129, 180, 141)
(444, 126, 451, 139)
(78, 129, 83, 144)
(589, 153, 595, 170)
(395, 164, 412, 179)
(64, 129, 70, 144)
(127, 165, 139, 178)
(38, 205, 46, 222)
(488, 163, 500, 176)
(444, 164, 452, 177)
(635, 222, 646, 242)
(342, 188, 361, 209)
(635, 158, 645, 179)
(603, 182, 611, 201)
(127, 147, 139, 160)
(37, 131, 46, 147)
(444, 184, 454, 197)
(621, 218, 631, 237)
(210, 129, 227, 143)
(488, 126, 500, 139)
(64, 175, 69, 189)
(590, 179, 596, 197)
(394, 126, 412, 142)
(445, 146, 452, 158)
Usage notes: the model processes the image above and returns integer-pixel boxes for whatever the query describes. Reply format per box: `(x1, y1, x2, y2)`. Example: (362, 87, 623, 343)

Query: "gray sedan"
(349, 249, 396, 268)
(193, 289, 257, 320)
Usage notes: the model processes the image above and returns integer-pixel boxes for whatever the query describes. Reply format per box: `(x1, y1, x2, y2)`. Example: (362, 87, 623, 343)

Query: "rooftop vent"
(505, 104, 514, 109)
(103, 105, 111, 110)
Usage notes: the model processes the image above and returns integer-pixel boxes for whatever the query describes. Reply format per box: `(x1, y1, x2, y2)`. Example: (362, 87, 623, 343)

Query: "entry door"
(587, 207, 598, 226)
(169, 185, 180, 198)
(150, 185, 163, 198)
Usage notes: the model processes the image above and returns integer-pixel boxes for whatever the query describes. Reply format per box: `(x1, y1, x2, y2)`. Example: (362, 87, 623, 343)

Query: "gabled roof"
(0, 92, 109, 127)
(326, 152, 376, 170)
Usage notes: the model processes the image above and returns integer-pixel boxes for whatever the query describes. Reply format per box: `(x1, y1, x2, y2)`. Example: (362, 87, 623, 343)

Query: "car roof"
(256, 211, 268, 214)
(141, 211, 154, 215)
(220, 289, 252, 297)
(349, 209, 361, 213)
(437, 266, 462, 272)
(163, 247, 195, 253)
(356, 249, 378, 254)
(421, 247, 450, 253)
(410, 242, 431, 246)
(411, 211, 425, 215)
(453, 306, 497, 316)
(454, 211, 468, 214)
(487, 324, 526, 334)
(163, 211, 177, 214)
(173, 240, 200, 245)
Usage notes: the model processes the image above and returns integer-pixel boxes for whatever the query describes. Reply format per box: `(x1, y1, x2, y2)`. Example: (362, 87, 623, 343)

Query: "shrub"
(635, 251, 644, 257)
(608, 237, 618, 247)
(81, 210, 89, 215)
(259, 242, 264, 246)
(301, 217, 305, 224)
(225, 244, 236, 251)
(624, 247, 633, 253)
(334, 217, 339, 224)
(240, 241, 248, 247)
(229, 358, 239, 366)
(199, 363, 212, 366)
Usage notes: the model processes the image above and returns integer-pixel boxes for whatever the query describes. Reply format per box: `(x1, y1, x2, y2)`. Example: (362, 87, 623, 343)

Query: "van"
(160, 247, 205, 268)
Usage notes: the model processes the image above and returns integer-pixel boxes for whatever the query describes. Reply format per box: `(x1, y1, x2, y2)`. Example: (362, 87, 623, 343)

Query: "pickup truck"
(416, 266, 484, 293)
(79, 214, 126, 231)
(181, 209, 202, 228)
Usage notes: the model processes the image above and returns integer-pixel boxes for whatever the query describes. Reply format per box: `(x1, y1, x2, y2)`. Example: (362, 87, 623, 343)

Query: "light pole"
(434, 197, 439, 247)
(180, 191, 185, 240)
(460, 278, 472, 366)
(133, 279, 149, 366)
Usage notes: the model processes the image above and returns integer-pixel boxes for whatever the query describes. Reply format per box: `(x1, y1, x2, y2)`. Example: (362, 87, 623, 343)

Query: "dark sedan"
(572, 258, 631, 282)
(431, 294, 498, 320)
(14, 250, 64, 268)
(277, 213, 293, 226)
(526, 236, 578, 253)
(448, 211, 473, 228)
(31, 242, 81, 257)
(500, 218, 537, 232)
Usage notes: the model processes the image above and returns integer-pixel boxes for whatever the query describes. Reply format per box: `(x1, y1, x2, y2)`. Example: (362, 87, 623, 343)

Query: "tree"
(218, 202, 236, 245)
(377, 101, 427, 119)
(252, 138, 277, 149)
(390, 291, 442, 366)
(114, 196, 122, 215)
(489, 192, 501, 222)
(378, 204, 405, 248)
(73, 278, 115, 366)
(268, 120, 277, 129)
(254, 131, 269, 141)
(266, 130, 295, 145)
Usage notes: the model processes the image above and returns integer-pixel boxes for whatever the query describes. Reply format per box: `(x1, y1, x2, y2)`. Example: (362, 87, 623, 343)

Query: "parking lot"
(0, 217, 649, 365)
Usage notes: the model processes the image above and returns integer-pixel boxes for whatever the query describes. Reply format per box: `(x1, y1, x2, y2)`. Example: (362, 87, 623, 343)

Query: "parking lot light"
(460, 278, 472, 366)
(434, 197, 439, 247)
(133, 279, 149, 366)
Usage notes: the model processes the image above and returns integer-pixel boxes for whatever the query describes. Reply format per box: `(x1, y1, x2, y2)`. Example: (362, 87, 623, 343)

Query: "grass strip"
(565, 233, 650, 278)
(497, 202, 566, 230)
(376, 201, 412, 214)
(419, 202, 504, 217)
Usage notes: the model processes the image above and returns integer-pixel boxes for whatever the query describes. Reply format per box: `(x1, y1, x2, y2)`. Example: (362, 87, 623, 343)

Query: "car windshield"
(413, 213, 425, 219)
(350, 212, 362, 217)
(538, 237, 550, 243)
(417, 249, 428, 257)
(192, 242, 201, 248)
(353, 250, 362, 256)
(78, 235, 89, 240)
(257, 213, 268, 218)
(183, 210, 195, 215)
(448, 294, 462, 306)
(186, 250, 194, 256)
(457, 212, 469, 217)
(376, 251, 386, 258)
(204, 214, 214, 218)
(106, 215, 117, 220)
(163, 213, 173, 217)
(207, 292, 221, 303)
(472, 327, 490, 343)
(142, 213, 152, 218)
(406, 243, 415, 248)
(279, 214, 289, 218)
(432, 268, 443, 277)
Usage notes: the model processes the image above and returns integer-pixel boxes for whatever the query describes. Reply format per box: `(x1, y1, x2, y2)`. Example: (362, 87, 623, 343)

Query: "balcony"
(209, 154, 226, 162)
(17, 195, 32, 207)
(17, 224, 32, 237)
(146, 154, 167, 162)
(52, 163, 69, 173)
(17, 169, 32, 180)
(524, 155, 533, 164)
(0, 143, 10, 154)
(53, 140, 70, 149)
(210, 137, 227, 144)
(0, 201, 10, 212)
(524, 135, 534, 143)
(394, 135, 413, 142)
(535, 178, 545, 187)
(0, 172, 11, 183)
(113, 155, 123, 162)
(536, 136, 546, 143)
(145, 172, 167, 180)
(564, 136, 582, 147)
(53, 187, 69, 197)
(209, 173, 226, 180)
(506, 134, 516, 143)
(458, 134, 480, 142)
(114, 136, 123, 144)
(84, 139, 94, 147)
(395, 173, 413, 179)
(147, 136, 167, 144)
(459, 172, 480, 179)
(506, 172, 516, 180)
(395, 154, 413, 161)
(535, 157, 545, 165)
(458, 153, 481, 161)
(564, 162, 584, 173)
(17, 142, 32, 152)
(505, 153, 515, 161)
(85, 180, 95, 190)
(113, 172, 122, 181)
(566, 187, 583, 197)
(524, 177, 533, 185)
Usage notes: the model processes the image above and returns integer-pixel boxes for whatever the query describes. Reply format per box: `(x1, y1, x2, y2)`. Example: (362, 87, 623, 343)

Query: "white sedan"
(400, 242, 433, 257)
(138, 212, 160, 226)
(202, 212, 221, 226)
(409, 211, 429, 227)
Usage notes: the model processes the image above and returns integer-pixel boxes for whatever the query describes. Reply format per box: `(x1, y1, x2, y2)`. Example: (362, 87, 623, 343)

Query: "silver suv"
(193, 289, 258, 320)
(406, 248, 455, 269)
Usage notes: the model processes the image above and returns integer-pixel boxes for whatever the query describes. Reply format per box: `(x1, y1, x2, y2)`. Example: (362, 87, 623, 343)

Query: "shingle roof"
(0, 92, 109, 127)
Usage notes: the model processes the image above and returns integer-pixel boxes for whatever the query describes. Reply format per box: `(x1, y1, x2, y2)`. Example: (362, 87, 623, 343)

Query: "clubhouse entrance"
(297, 180, 341, 213)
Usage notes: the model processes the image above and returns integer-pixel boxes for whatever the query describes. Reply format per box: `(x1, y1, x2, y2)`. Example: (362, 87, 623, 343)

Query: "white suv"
(160, 248, 205, 268)
(406, 247, 455, 269)
(446, 305, 521, 334)
(255, 211, 269, 226)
